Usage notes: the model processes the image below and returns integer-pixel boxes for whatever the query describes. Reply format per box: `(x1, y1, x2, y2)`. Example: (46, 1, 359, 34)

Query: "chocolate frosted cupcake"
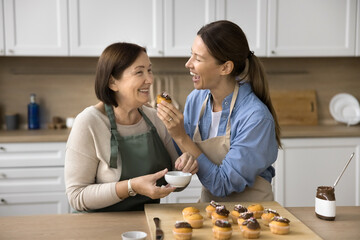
(261, 208, 280, 226)
(212, 219, 232, 240)
(269, 216, 290, 235)
(156, 91, 172, 104)
(241, 217, 261, 239)
(206, 200, 220, 218)
(211, 205, 230, 224)
(237, 211, 254, 226)
(173, 221, 193, 240)
(230, 204, 248, 224)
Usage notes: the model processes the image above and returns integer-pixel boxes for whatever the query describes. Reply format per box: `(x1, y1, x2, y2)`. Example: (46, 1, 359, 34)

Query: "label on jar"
(315, 197, 336, 217)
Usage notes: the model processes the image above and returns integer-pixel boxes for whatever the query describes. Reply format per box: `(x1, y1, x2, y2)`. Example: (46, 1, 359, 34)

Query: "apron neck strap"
(194, 83, 239, 141)
(105, 104, 121, 168)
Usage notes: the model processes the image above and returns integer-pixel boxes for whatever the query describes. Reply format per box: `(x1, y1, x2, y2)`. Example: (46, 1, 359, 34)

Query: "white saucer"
(329, 93, 360, 125)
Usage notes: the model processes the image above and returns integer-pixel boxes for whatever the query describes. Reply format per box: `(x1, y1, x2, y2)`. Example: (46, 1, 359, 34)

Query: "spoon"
(333, 152, 355, 188)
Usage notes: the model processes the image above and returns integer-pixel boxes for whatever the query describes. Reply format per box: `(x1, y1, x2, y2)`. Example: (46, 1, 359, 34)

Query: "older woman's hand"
(157, 101, 187, 141)
(131, 168, 176, 199)
(175, 152, 198, 175)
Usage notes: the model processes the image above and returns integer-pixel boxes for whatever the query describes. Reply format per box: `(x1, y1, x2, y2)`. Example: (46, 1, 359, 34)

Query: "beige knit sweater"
(65, 105, 178, 211)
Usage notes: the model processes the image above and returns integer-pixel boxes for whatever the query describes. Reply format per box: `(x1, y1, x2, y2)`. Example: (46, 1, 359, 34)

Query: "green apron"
(93, 104, 172, 212)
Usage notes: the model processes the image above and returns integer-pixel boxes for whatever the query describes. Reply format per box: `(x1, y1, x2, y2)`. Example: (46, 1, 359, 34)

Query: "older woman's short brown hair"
(95, 42, 147, 107)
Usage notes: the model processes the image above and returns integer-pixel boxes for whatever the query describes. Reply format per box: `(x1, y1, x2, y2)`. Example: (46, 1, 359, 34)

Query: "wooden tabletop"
(0, 206, 359, 240)
(287, 206, 360, 240)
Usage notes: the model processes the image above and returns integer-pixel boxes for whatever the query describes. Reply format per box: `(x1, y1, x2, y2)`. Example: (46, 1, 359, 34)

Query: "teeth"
(138, 89, 149, 93)
(190, 72, 195, 76)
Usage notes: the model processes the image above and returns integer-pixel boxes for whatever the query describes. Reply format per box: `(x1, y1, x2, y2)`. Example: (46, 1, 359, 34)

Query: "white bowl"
(329, 93, 360, 125)
(121, 231, 147, 240)
(165, 171, 192, 187)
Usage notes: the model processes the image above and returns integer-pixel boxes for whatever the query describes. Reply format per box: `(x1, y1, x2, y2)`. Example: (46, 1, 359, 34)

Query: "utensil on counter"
(333, 152, 355, 188)
(153, 217, 164, 240)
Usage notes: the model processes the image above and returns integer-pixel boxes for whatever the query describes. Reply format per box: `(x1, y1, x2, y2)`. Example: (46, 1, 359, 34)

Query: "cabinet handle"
(158, 50, 164, 55)
(0, 146, 6, 151)
(0, 173, 6, 178)
(8, 49, 14, 54)
(0, 49, 3, 54)
(271, 50, 276, 54)
(0, 198, 6, 204)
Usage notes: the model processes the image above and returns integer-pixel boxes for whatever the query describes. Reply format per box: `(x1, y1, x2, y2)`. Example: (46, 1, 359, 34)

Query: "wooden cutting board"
(270, 90, 318, 125)
(145, 201, 321, 240)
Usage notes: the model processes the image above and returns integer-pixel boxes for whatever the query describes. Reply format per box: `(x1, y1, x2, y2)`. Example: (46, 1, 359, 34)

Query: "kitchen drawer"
(0, 167, 65, 193)
(0, 192, 69, 216)
(0, 142, 65, 167)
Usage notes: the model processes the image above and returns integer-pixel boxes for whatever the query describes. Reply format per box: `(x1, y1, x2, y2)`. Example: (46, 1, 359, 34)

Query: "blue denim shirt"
(182, 82, 278, 197)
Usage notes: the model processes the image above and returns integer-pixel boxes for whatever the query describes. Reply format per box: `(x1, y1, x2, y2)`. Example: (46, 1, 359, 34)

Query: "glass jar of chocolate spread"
(315, 186, 336, 221)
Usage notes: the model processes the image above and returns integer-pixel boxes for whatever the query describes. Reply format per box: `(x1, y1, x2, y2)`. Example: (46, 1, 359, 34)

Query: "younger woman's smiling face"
(109, 51, 153, 109)
(185, 35, 224, 91)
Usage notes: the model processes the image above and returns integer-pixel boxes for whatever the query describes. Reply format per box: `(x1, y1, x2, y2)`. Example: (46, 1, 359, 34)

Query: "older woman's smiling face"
(110, 51, 153, 109)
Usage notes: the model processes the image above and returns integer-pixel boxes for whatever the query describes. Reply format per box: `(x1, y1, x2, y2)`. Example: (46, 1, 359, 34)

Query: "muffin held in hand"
(156, 91, 172, 104)
(211, 205, 230, 224)
(241, 217, 261, 239)
(237, 212, 254, 227)
(230, 204, 248, 224)
(269, 216, 290, 235)
(247, 203, 264, 219)
(182, 207, 200, 219)
(184, 213, 204, 228)
(173, 221, 193, 240)
(206, 200, 220, 218)
(212, 219, 232, 240)
(261, 208, 280, 226)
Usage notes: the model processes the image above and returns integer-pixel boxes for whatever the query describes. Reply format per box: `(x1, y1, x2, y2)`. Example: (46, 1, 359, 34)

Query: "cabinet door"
(268, 0, 357, 56)
(0, 192, 69, 216)
(274, 138, 360, 207)
(0, 167, 65, 193)
(69, 0, 163, 56)
(0, 142, 65, 168)
(0, 0, 4, 55)
(164, 0, 216, 56)
(215, 0, 267, 56)
(3, 0, 68, 56)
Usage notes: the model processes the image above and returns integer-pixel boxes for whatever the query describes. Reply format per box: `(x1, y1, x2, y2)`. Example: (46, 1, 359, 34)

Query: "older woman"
(65, 42, 198, 212)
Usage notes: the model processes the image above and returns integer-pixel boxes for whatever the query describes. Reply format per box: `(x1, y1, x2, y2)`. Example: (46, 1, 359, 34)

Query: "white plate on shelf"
(329, 93, 360, 125)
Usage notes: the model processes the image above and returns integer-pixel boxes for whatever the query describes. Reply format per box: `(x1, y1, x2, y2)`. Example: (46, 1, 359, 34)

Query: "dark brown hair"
(198, 20, 281, 147)
(95, 42, 147, 107)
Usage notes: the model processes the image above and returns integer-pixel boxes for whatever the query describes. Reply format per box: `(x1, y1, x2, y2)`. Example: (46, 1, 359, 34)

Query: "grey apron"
(93, 105, 172, 212)
(194, 84, 274, 202)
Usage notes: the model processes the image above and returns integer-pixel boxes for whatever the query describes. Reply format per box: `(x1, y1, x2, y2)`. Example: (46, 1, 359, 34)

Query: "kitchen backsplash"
(0, 56, 359, 129)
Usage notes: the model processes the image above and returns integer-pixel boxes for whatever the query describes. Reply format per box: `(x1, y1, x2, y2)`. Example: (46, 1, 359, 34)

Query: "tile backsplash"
(0, 56, 359, 129)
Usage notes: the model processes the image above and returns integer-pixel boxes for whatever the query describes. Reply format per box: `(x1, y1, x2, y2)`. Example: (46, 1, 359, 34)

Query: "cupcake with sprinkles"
(230, 204, 248, 224)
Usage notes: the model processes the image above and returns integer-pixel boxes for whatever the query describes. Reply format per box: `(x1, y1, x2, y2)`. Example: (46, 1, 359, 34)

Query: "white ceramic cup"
(121, 231, 147, 240)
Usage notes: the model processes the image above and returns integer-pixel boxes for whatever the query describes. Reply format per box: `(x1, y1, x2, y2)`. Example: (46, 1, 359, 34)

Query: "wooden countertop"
(1, 124, 360, 143)
(0, 206, 359, 240)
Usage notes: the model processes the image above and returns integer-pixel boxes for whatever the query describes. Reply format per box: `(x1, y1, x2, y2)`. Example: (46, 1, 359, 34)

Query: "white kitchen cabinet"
(268, 0, 357, 57)
(0, 142, 69, 216)
(215, 0, 267, 56)
(273, 137, 360, 207)
(163, 0, 216, 56)
(69, 0, 163, 56)
(161, 175, 202, 203)
(0, 0, 4, 55)
(3, 0, 68, 56)
(356, 0, 360, 56)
